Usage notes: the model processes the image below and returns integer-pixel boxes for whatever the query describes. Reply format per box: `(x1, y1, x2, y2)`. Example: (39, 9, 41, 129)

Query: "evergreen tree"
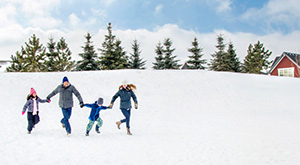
(9, 34, 46, 72)
(243, 41, 272, 74)
(128, 39, 146, 69)
(186, 37, 206, 69)
(45, 37, 59, 71)
(77, 32, 100, 71)
(153, 42, 165, 70)
(23, 34, 46, 72)
(226, 42, 241, 72)
(112, 39, 128, 69)
(163, 38, 181, 69)
(99, 23, 128, 70)
(56, 37, 75, 71)
(210, 34, 227, 71)
(6, 49, 25, 72)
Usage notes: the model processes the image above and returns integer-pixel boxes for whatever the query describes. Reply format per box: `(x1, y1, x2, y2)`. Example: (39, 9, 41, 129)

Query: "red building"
(269, 52, 300, 78)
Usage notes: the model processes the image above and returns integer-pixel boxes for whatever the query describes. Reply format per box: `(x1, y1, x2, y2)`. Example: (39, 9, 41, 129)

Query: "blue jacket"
(111, 87, 138, 109)
(84, 101, 108, 121)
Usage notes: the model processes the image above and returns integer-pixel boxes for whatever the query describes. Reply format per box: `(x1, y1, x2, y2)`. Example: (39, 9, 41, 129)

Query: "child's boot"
(85, 131, 89, 136)
(95, 126, 100, 134)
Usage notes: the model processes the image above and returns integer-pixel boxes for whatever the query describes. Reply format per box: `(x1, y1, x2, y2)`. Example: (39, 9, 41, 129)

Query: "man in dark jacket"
(47, 76, 84, 136)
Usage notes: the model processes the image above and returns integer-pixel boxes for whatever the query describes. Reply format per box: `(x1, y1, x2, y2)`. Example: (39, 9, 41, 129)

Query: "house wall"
(270, 56, 300, 77)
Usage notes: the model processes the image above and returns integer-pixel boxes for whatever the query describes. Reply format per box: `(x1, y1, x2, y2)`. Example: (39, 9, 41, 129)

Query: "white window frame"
(278, 67, 294, 77)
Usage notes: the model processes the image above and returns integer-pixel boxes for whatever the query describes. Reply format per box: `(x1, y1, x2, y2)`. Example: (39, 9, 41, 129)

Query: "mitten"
(22, 111, 25, 115)
(134, 103, 138, 109)
(80, 102, 84, 108)
(108, 103, 113, 109)
(47, 99, 51, 103)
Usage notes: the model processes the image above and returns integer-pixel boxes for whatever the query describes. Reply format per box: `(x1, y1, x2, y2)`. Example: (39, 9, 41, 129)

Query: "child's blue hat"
(98, 98, 103, 105)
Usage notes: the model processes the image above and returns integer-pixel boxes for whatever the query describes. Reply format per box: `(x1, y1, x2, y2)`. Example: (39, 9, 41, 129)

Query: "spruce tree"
(113, 39, 128, 69)
(186, 37, 206, 69)
(56, 37, 75, 71)
(210, 34, 227, 71)
(99, 23, 128, 70)
(128, 39, 146, 69)
(153, 42, 165, 70)
(243, 41, 272, 74)
(226, 42, 241, 72)
(163, 38, 181, 69)
(18, 34, 46, 72)
(77, 32, 100, 71)
(6, 49, 25, 72)
(45, 37, 58, 72)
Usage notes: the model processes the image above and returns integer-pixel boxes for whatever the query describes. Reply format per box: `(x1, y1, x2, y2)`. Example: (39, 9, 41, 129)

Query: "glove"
(47, 99, 51, 103)
(108, 103, 113, 109)
(80, 102, 84, 108)
(134, 103, 138, 109)
(22, 111, 25, 115)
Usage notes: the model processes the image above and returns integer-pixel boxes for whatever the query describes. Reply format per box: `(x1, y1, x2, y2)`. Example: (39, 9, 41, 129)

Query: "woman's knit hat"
(30, 88, 36, 95)
(122, 80, 128, 86)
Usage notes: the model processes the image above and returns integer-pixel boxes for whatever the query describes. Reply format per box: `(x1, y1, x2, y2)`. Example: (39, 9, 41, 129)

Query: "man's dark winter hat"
(98, 97, 103, 105)
(62, 76, 69, 83)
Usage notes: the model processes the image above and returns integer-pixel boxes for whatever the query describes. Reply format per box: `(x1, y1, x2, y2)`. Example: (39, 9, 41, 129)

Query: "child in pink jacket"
(22, 88, 49, 134)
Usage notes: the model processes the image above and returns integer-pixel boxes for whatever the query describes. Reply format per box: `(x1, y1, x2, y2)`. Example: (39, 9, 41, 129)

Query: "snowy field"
(0, 70, 300, 165)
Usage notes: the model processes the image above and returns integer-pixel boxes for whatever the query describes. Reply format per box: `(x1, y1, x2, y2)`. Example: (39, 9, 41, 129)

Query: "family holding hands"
(22, 76, 138, 136)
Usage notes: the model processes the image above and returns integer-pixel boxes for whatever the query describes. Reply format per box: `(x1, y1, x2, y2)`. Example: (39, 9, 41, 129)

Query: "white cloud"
(0, 4, 17, 26)
(206, 0, 232, 13)
(91, 8, 107, 18)
(215, 0, 232, 12)
(155, 4, 163, 15)
(69, 13, 80, 27)
(241, 0, 300, 30)
(20, 0, 60, 17)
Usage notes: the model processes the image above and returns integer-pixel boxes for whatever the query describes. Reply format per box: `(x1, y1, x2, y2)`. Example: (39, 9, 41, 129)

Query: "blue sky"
(0, 0, 300, 68)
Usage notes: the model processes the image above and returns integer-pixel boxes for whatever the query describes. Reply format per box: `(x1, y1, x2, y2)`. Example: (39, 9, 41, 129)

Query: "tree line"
(7, 23, 272, 74)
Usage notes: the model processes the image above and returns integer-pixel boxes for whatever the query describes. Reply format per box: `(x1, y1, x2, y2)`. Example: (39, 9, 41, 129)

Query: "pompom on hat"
(30, 88, 36, 95)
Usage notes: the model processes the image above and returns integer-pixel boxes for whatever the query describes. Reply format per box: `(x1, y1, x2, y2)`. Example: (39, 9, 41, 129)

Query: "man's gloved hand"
(80, 102, 84, 108)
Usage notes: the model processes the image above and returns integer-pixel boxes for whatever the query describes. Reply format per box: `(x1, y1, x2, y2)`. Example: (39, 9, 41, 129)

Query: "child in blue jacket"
(84, 97, 109, 136)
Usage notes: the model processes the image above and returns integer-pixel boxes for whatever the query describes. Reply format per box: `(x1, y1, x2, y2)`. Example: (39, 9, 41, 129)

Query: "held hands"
(22, 111, 25, 115)
(80, 102, 84, 108)
(134, 103, 138, 109)
(108, 103, 113, 109)
(46, 97, 51, 103)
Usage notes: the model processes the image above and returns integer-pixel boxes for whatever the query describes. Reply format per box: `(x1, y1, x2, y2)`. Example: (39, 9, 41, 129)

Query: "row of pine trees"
(7, 23, 273, 74)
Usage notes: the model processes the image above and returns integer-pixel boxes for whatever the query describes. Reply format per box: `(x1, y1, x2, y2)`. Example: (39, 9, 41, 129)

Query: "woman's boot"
(127, 128, 132, 135)
(116, 121, 121, 129)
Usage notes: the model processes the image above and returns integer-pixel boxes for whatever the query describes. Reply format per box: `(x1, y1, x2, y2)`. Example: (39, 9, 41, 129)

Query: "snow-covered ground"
(0, 70, 300, 165)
